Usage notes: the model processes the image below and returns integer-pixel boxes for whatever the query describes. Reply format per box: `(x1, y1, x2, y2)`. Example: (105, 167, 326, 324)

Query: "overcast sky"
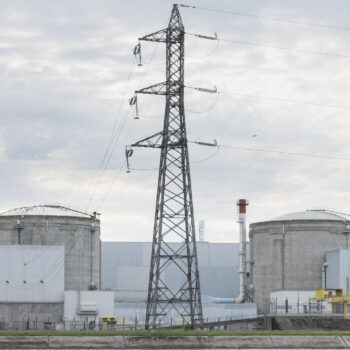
(1, 0, 350, 242)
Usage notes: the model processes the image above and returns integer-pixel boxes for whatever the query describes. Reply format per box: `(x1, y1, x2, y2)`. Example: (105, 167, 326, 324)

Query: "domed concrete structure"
(249, 209, 350, 313)
(0, 204, 101, 324)
(0, 204, 101, 291)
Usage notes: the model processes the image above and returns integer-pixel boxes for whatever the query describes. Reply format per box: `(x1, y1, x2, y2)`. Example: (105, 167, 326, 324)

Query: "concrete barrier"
(198, 335, 275, 348)
(0, 335, 49, 348)
(125, 335, 199, 348)
(49, 335, 126, 348)
(272, 335, 347, 348)
(1, 335, 350, 348)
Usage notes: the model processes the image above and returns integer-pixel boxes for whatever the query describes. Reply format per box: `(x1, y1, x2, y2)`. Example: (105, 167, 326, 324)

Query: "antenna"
(129, 4, 203, 329)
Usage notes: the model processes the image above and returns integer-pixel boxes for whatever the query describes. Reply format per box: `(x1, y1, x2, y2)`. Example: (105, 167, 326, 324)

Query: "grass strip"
(1, 330, 350, 336)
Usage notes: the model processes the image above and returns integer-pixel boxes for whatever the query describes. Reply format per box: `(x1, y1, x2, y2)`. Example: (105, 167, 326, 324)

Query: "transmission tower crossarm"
(131, 131, 163, 148)
(139, 28, 168, 43)
(136, 82, 168, 96)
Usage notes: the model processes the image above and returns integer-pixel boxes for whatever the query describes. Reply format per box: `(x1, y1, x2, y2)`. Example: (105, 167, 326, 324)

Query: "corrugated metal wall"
(101, 242, 242, 300)
(0, 245, 64, 302)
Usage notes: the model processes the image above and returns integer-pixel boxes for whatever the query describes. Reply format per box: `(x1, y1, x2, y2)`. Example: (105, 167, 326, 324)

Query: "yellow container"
(101, 316, 117, 326)
(315, 289, 325, 300)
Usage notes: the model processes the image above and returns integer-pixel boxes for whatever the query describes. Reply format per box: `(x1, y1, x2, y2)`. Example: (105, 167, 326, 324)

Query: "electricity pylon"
(130, 4, 203, 329)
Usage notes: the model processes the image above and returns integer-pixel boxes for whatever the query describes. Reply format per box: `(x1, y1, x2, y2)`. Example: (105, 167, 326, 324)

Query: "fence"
(269, 299, 334, 315)
(0, 314, 259, 331)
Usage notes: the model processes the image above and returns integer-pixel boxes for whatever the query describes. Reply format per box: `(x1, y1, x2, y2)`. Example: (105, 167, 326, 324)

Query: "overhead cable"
(218, 37, 350, 59)
(185, 93, 220, 114)
(186, 32, 350, 59)
(129, 144, 220, 171)
(96, 159, 126, 211)
(84, 58, 136, 211)
(191, 141, 350, 162)
(185, 40, 220, 59)
(85, 108, 131, 212)
(179, 4, 350, 33)
(85, 44, 160, 211)
(186, 85, 350, 110)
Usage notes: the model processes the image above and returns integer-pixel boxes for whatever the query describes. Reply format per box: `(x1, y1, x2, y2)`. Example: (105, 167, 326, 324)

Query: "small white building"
(64, 290, 115, 325)
(326, 249, 350, 291)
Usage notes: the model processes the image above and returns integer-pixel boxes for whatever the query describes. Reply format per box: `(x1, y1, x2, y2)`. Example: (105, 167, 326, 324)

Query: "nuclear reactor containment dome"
(249, 209, 350, 313)
(0, 205, 101, 290)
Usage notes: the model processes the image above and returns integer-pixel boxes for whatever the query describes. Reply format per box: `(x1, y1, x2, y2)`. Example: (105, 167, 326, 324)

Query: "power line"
(136, 114, 163, 119)
(179, 4, 350, 33)
(186, 85, 350, 110)
(185, 93, 220, 114)
(185, 40, 220, 59)
(85, 108, 130, 212)
(124, 139, 350, 173)
(218, 90, 350, 110)
(84, 58, 136, 211)
(215, 143, 350, 162)
(85, 44, 160, 211)
(218, 37, 350, 59)
(96, 159, 126, 211)
(192, 146, 220, 163)
(186, 32, 350, 59)
(130, 146, 220, 171)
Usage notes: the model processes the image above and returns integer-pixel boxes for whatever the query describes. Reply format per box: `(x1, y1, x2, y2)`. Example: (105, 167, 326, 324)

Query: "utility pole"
(129, 4, 203, 329)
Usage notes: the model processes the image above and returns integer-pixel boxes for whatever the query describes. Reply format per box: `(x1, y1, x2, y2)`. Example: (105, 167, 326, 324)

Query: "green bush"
(183, 323, 191, 331)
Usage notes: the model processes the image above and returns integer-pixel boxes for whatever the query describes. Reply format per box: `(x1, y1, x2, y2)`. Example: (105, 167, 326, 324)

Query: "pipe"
(16, 219, 23, 245)
(234, 199, 248, 303)
(89, 213, 97, 291)
(205, 295, 235, 304)
(249, 226, 254, 301)
(322, 263, 329, 289)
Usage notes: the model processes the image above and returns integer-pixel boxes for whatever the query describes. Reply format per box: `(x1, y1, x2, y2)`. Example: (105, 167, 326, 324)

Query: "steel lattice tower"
(130, 4, 203, 329)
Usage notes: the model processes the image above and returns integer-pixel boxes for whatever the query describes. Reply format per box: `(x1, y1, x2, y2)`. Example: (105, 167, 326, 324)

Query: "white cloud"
(1, 0, 350, 242)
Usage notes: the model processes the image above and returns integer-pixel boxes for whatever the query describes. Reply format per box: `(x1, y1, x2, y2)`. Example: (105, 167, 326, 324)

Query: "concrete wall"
(250, 220, 349, 313)
(2, 334, 350, 348)
(101, 242, 242, 301)
(0, 215, 101, 290)
(0, 245, 64, 302)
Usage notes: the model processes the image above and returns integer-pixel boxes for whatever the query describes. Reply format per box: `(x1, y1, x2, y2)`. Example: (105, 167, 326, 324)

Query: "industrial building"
(101, 241, 257, 323)
(102, 241, 242, 300)
(8, 202, 350, 324)
(249, 209, 350, 313)
(0, 203, 257, 326)
(0, 205, 102, 324)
